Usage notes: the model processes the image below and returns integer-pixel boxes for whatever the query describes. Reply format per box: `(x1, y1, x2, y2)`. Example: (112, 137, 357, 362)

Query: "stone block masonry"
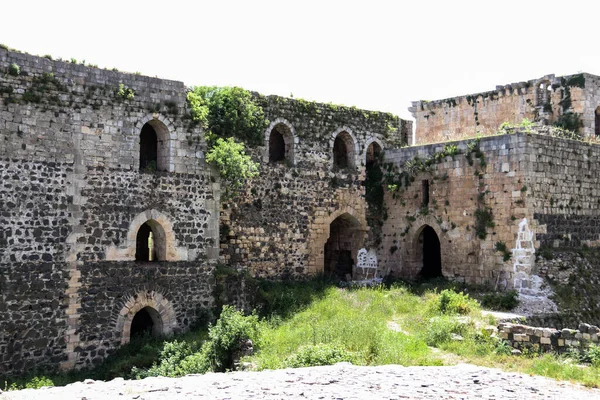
(74, 261, 214, 369)
(409, 73, 600, 144)
(0, 48, 220, 376)
(220, 93, 411, 278)
(0, 47, 413, 376)
(379, 131, 600, 288)
(498, 322, 600, 353)
(3, 45, 600, 378)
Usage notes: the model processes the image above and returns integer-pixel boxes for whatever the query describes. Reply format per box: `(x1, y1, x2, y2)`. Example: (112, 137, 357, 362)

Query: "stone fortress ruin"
(2, 47, 600, 376)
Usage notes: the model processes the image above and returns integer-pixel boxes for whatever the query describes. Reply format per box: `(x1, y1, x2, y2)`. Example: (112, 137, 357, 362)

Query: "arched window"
(333, 131, 356, 170)
(536, 80, 551, 107)
(269, 128, 286, 162)
(595, 107, 600, 136)
(365, 141, 382, 168)
(139, 120, 170, 172)
(135, 220, 166, 261)
(267, 122, 294, 164)
(139, 123, 157, 172)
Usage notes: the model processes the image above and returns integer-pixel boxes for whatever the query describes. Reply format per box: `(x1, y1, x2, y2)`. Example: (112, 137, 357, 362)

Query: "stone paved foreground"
(2, 363, 600, 400)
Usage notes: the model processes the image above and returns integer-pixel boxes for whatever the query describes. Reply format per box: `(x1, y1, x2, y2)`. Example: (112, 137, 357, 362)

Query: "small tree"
(206, 137, 258, 191)
(187, 86, 267, 194)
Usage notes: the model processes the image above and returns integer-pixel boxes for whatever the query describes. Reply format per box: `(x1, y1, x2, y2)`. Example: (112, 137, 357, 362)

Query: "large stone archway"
(115, 290, 177, 345)
(307, 204, 367, 277)
(324, 213, 364, 279)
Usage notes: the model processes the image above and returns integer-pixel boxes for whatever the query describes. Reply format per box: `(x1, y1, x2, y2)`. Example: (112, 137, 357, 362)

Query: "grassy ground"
(4, 278, 600, 390)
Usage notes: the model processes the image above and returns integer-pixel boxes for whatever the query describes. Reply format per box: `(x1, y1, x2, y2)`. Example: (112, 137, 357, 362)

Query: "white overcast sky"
(1, 0, 599, 120)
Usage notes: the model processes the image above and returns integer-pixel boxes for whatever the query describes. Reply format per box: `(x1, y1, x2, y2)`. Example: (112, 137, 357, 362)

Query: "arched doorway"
(135, 220, 166, 262)
(130, 307, 160, 338)
(116, 290, 177, 345)
(417, 225, 442, 278)
(324, 213, 363, 279)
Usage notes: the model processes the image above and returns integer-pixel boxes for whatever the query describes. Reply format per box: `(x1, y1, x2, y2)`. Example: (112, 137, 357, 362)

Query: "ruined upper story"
(0, 47, 411, 268)
(0, 47, 411, 176)
(409, 73, 600, 145)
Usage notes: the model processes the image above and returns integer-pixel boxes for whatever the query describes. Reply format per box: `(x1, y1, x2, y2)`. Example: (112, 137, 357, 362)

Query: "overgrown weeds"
(5, 279, 600, 390)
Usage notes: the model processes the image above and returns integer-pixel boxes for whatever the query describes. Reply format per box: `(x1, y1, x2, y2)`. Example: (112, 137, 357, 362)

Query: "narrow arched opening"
(135, 220, 166, 262)
(139, 119, 170, 172)
(324, 213, 362, 280)
(536, 80, 551, 107)
(365, 141, 382, 168)
(595, 107, 600, 136)
(417, 225, 442, 278)
(266, 122, 294, 164)
(333, 131, 355, 170)
(140, 123, 158, 172)
(269, 128, 286, 162)
(130, 306, 162, 339)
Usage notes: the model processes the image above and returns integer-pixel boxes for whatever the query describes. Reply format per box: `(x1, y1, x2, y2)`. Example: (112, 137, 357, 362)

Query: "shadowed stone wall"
(0, 48, 219, 376)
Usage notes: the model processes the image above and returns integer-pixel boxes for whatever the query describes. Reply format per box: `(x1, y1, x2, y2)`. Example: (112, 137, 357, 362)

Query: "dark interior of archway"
(135, 222, 155, 262)
(420, 226, 442, 278)
(130, 308, 154, 338)
(140, 123, 158, 171)
(333, 136, 348, 169)
(324, 216, 355, 279)
(269, 128, 286, 162)
(595, 108, 600, 136)
(365, 143, 381, 168)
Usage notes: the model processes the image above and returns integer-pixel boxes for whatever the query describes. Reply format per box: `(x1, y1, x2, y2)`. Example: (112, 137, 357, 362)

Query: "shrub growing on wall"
(187, 86, 267, 190)
(187, 86, 268, 147)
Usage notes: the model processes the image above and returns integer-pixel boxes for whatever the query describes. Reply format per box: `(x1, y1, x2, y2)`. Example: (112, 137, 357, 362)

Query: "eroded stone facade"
(378, 131, 600, 289)
(0, 49, 220, 375)
(409, 73, 600, 144)
(3, 45, 600, 377)
(220, 96, 409, 278)
(0, 48, 411, 376)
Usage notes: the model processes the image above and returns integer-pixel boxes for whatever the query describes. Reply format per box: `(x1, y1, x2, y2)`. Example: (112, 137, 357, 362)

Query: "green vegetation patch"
(5, 279, 600, 390)
(187, 86, 267, 193)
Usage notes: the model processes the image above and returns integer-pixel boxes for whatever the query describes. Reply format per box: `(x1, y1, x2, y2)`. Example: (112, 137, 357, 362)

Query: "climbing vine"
(365, 152, 386, 246)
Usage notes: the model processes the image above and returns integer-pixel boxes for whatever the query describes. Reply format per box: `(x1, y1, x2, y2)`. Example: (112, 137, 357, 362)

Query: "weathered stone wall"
(526, 134, 600, 248)
(0, 48, 219, 376)
(379, 134, 530, 286)
(0, 159, 71, 265)
(220, 96, 411, 278)
(409, 73, 590, 144)
(0, 47, 413, 376)
(379, 131, 600, 288)
(75, 261, 214, 369)
(0, 262, 69, 375)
